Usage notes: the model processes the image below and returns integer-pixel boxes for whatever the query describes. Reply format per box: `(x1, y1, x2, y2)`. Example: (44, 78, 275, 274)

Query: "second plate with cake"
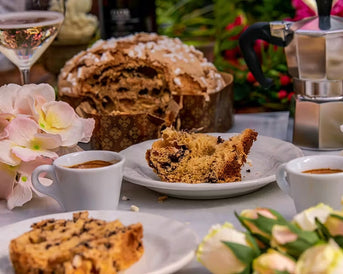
(120, 133, 303, 199)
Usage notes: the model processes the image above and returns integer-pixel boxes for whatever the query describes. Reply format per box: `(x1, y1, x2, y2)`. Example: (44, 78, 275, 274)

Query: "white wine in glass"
(0, 1, 65, 84)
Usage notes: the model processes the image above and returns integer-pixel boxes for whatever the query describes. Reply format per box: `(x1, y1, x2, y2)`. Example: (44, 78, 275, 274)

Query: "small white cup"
(276, 155, 343, 212)
(32, 150, 125, 211)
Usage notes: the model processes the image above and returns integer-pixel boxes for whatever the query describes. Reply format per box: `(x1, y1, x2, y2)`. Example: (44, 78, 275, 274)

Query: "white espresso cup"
(276, 155, 343, 212)
(32, 150, 125, 211)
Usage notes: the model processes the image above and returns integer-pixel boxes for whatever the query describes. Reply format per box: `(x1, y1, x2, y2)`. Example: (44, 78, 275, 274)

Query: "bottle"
(98, 0, 157, 39)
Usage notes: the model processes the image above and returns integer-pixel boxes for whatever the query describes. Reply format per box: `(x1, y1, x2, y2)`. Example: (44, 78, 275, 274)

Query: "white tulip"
(253, 249, 296, 274)
(293, 203, 333, 231)
(296, 240, 343, 274)
(196, 222, 252, 274)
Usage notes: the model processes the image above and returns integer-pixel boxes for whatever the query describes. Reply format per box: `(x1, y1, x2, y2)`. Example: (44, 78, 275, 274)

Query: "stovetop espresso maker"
(239, 0, 343, 149)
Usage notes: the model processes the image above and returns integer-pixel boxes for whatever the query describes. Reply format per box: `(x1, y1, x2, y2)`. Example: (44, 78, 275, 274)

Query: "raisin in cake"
(146, 128, 258, 184)
(9, 211, 143, 274)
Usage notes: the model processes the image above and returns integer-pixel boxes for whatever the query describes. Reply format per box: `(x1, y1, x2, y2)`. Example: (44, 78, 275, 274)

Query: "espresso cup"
(276, 155, 343, 212)
(32, 150, 125, 211)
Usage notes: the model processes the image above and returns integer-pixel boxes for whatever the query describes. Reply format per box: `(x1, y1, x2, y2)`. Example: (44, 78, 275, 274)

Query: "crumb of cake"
(246, 159, 253, 166)
(158, 195, 168, 202)
(122, 195, 130, 201)
(146, 128, 258, 184)
(130, 205, 140, 212)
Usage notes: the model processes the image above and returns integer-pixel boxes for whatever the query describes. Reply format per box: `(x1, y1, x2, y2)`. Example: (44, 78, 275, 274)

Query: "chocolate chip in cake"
(118, 87, 129, 92)
(138, 88, 148, 95)
(161, 162, 171, 169)
(217, 136, 224, 144)
(78, 241, 91, 248)
(108, 230, 118, 237)
(152, 88, 161, 95)
(207, 177, 218, 184)
(136, 66, 157, 79)
(104, 242, 112, 249)
(81, 226, 89, 233)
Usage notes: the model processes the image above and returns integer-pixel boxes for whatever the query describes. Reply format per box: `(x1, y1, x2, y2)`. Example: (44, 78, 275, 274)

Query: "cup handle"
(276, 163, 291, 195)
(31, 165, 64, 209)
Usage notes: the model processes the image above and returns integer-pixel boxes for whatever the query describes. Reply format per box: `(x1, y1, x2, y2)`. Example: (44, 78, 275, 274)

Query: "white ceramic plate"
(120, 134, 303, 199)
(0, 210, 198, 274)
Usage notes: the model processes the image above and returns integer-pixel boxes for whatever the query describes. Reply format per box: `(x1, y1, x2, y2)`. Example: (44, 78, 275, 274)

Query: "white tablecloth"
(0, 111, 340, 273)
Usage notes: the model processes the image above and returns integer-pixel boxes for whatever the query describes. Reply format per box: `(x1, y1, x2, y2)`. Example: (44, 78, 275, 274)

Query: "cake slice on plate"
(9, 211, 143, 273)
(146, 128, 258, 184)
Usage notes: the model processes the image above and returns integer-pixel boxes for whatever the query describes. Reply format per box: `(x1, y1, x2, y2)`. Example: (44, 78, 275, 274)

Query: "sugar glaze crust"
(57, 33, 226, 118)
(146, 128, 258, 184)
(9, 211, 144, 274)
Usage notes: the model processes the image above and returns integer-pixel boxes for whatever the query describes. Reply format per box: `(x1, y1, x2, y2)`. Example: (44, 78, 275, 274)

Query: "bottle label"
(99, 1, 156, 39)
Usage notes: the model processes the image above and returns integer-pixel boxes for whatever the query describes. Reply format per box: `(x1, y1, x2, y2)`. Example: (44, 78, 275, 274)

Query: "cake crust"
(146, 128, 258, 184)
(58, 33, 225, 118)
(9, 211, 143, 274)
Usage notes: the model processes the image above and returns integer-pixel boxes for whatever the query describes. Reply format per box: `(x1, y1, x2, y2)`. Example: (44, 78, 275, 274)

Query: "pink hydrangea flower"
(0, 84, 95, 209)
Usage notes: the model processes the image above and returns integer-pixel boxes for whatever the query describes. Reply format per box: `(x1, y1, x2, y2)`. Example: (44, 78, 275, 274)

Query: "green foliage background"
(156, 0, 296, 110)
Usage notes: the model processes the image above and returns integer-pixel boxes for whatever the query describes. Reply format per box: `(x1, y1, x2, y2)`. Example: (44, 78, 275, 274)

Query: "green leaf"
(245, 232, 261, 256)
(222, 241, 257, 264)
(288, 223, 320, 245)
(282, 238, 322, 259)
(233, 83, 251, 101)
(219, 40, 238, 51)
(277, 223, 321, 259)
(330, 213, 343, 221)
(315, 217, 331, 241)
(315, 216, 343, 248)
(225, 25, 245, 37)
(333, 235, 343, 247)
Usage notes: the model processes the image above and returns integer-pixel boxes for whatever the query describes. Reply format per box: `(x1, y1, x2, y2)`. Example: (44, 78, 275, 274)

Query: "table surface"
(0, 111, 341, 273)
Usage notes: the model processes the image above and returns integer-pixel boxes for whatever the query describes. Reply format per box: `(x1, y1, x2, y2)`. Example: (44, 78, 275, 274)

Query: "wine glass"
(0, 0, 65, 84)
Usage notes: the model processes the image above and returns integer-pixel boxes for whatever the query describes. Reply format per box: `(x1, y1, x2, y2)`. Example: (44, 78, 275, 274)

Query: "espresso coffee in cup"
(302, 168, 343, 174)
(66, 159, 119, 169)
(276, 155, 343, 212)
(32, 150, 125, 211)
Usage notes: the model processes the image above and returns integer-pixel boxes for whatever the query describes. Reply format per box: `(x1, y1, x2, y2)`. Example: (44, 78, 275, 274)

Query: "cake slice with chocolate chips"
(9, 211, 143, 274)
(146, 128, 258, 184)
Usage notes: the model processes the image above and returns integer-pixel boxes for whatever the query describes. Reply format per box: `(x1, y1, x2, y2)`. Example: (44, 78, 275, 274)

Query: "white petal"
(0, 163, 17, 199)
(7, 117, 38, 147)
(293, 203, 333, 231)
(0, 139, 21, 166)
(6, 180, 32, 209)
(12, 146, 58, 162)
(0, 84, 20, 113)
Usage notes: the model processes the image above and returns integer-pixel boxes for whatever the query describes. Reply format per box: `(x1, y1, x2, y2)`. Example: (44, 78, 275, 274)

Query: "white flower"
(253, 249, 296, 274)
(196, 222, 258, 274)
(296, 240, 343, 274)
(293, 203, 333, 231)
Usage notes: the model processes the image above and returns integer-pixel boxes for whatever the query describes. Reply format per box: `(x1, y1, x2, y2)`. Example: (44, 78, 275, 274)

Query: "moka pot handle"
(239, 21, 293, 89)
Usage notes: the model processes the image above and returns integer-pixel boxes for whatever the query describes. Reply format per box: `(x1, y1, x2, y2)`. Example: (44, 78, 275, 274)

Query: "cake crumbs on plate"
(130, 205, 140, 212)
(246, 159, 253, 166)
(158, 195, 168, 202)
(121, 195, 130, 201)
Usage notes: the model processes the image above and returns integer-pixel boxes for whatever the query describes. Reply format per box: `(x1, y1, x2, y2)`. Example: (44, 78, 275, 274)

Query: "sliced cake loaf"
(146, 128, 258, 184)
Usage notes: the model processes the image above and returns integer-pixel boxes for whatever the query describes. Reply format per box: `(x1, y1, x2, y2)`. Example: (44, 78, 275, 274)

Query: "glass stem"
(20, 68, 30, 84)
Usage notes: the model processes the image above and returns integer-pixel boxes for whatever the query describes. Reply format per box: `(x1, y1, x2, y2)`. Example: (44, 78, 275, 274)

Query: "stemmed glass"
(0, 0, 65, 84)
